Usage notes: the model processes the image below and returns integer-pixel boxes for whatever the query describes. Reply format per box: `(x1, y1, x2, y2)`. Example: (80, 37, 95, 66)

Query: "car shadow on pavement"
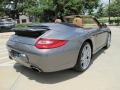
(14, 64, 82, 84)
(13, 48, 106, 84)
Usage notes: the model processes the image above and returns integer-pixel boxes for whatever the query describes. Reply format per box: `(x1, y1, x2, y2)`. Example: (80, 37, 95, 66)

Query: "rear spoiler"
(12, 25, 51, 38)
(12, 25, 50, 32)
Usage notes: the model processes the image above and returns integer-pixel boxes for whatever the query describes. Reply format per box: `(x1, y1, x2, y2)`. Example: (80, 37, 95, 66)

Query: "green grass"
(16, 23, 32, 27)
(98, 17, 120, 23)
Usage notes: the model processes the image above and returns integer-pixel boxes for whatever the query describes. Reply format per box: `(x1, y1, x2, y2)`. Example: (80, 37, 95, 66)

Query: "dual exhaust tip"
(9, 55, 41, 72)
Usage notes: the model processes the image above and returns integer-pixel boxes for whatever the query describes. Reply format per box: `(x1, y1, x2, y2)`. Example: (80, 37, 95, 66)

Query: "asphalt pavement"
(0, 26, 120, 90)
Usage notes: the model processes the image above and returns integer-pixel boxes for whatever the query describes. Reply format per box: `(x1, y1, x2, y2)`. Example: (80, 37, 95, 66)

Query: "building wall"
(19, 15, 31, 24)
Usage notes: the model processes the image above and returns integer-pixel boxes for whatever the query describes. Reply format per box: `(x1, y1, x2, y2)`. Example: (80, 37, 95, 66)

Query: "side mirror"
(101, 23, 107, 28)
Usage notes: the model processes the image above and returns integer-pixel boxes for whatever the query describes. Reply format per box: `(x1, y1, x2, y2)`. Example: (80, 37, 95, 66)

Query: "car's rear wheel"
(74, 42, 92, 72)
(105, 33, 111, 49)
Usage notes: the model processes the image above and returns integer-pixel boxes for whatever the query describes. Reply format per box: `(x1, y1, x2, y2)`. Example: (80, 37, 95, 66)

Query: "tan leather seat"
(55, 19, 62, 23)
(73, 17, 83, 27)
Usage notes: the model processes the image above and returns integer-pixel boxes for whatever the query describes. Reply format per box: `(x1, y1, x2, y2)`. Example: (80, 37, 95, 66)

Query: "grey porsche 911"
(7, 15, 111, 72)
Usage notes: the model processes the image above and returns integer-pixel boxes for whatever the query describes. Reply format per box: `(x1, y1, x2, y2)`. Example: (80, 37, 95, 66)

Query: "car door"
(83, 17, 108, 51)
(95, 28, 108, 50)
(93, 18, 108, 50)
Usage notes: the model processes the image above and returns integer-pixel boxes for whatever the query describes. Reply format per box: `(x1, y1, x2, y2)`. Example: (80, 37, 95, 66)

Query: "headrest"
(73, 17, 83, 27)
(55, 19, 62, 23)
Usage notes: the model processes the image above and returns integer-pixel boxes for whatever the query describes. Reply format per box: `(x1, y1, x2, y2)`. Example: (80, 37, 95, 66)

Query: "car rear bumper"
(7, 40, 80, 72)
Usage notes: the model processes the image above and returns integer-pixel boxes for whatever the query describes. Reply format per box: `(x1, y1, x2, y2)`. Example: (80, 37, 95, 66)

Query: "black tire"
(73, 42, 92, 72)
(104, 33, 111, 49)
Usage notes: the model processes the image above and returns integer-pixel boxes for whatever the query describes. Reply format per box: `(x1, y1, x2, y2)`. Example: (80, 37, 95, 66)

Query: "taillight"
(35, 38, 68, 49)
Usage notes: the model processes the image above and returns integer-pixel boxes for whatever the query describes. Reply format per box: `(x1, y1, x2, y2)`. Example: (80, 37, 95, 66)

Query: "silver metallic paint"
(7, 22, 111, 72)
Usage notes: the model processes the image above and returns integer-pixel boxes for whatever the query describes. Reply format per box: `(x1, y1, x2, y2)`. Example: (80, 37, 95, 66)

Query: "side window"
(83, 18, 99, 29)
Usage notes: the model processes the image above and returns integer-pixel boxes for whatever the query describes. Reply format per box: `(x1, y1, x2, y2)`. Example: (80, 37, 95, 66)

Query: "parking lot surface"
(0, 26, 120, 90)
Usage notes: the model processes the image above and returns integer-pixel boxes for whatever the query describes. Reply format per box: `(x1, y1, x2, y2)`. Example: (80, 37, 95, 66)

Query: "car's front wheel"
(74, 42, 92, 72)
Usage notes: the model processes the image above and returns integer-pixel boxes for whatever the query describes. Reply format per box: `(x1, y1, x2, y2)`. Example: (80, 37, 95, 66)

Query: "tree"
(108, 0, 120, 25)
(1, 0, 101, 21)
(94, 3, 105, 18)
(52, 0, 100, 20)
(64, 0, 83, 15)
(109, 0, 120, 17)
(23, 0, 54, 22)
(81, 0, 100, 15)
(0, 0, 5, 16)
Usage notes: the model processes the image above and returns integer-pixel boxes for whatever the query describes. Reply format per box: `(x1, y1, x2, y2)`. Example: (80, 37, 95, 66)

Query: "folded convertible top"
(12, 25, 50, 32)
(12, 25, 50, 38)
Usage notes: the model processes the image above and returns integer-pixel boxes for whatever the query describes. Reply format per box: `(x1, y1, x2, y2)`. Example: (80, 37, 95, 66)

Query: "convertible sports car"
(7, 15, 111, 72)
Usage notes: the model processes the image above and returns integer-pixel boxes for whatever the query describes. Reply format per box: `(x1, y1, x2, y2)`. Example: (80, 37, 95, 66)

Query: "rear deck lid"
(10, 25, 50, 45)
(12, 25, 50, 38)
